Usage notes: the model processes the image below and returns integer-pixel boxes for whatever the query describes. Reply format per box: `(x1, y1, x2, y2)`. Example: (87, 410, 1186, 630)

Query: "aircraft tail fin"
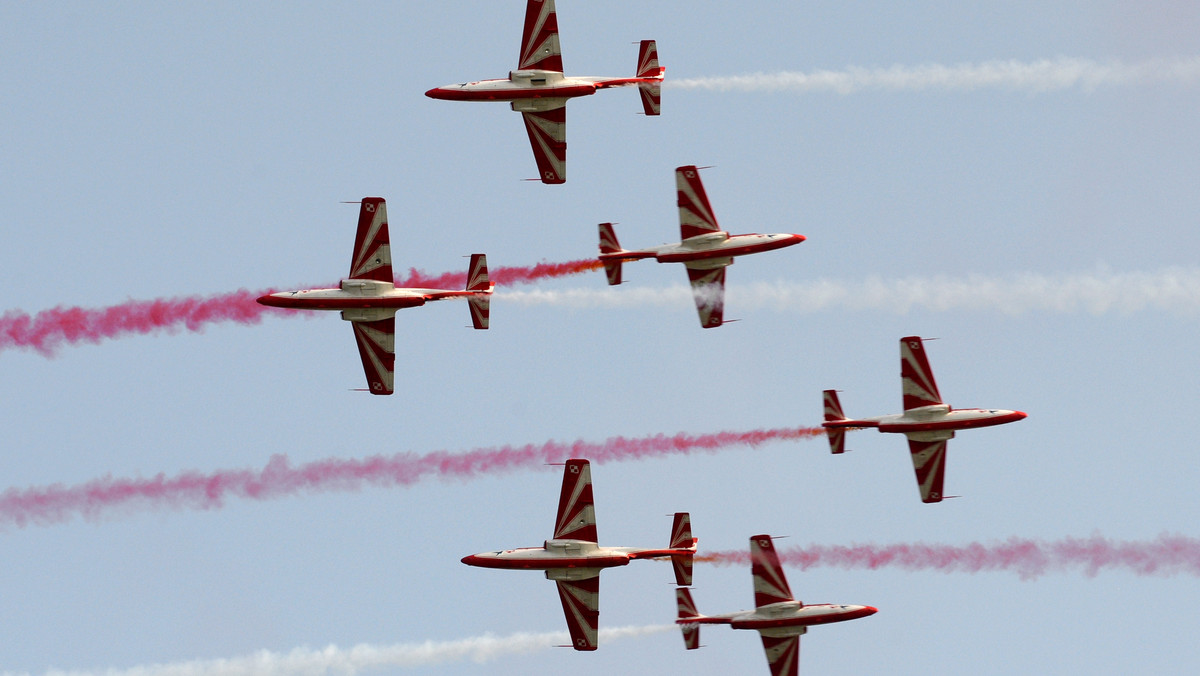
(636, 40, 663, 115)
(823, 389, 848, 454)
(675, 588, 703, 650)
(598, 223, 624, 285)
(669, 512, 696, 586)
(466, 254, 491, 330)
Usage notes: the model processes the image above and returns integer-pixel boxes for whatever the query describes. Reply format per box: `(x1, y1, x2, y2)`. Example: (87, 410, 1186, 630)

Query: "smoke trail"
(398, 259, 602, 289)
(669, 55, 1200, 94)
(696, 534, 1200, 581)
(7, 625, 672, 676)
(497, 267, 1200, 317)
(0, 260, 601, 357)
(0, 427, 825, 530)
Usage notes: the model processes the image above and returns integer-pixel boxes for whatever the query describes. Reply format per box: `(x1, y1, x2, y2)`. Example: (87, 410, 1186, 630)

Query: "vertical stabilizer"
(598, 223, 624, 285)
(636, 40, 663, 115)
(466, 254, 491, 330)
(669, 512, 695, 586)
(822, 389, 848, 454)
(675, 588, 702, 650)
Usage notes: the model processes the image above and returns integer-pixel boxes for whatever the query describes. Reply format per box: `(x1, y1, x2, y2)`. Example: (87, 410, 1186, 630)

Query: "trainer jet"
(256, 197, 492, 395)
(675, 535, 876, 676)
(462, 459, 696, 651)
(425, 0, 663, 184)
(822, 336, 1027, 502)
(598, 165, 806, 328)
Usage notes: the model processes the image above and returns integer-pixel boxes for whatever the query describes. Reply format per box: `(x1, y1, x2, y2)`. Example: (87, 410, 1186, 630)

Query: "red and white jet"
(598, 165, 807, 328)
(461, 459, 696, 651)
(256, 197, 493, 395)
(675, 535, 876, 676)
(424, 0, 663, 184)
(822, 336, 1027, 502)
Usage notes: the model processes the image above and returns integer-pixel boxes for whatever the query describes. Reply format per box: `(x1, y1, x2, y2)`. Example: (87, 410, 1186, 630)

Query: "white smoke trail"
(668, 55, 1200, 94)
(14, 625, 673, 676)
(496, 267, 1200, 317)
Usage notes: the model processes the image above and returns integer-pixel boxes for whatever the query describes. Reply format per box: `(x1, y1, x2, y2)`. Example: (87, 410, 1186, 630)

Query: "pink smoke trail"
(0, 426, 825, 530)
(0, 259, 602, 357)
(696, 534, 1200, 580)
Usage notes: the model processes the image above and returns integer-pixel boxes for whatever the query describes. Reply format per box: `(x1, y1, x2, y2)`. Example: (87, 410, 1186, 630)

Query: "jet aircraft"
(598, 165, 806, 328)
(461, 459, 696, 651)
(675, 535, 876, 676)
(425, 0, 663, 184)
(822, 336, 1027, 502)
(256, 197, 492, 395)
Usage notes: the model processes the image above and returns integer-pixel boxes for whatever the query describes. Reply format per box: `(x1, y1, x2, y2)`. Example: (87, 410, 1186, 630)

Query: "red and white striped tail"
(635, 40, 662, 78)
(901, 336, 943, 411)
(598, 223, 624, 285)
(636, 41, 663, 115)
(466, 254, 491, 329)
(675, 588, 703, 650)
(669, 512, 695, 586)
(823, 389, 847, 421)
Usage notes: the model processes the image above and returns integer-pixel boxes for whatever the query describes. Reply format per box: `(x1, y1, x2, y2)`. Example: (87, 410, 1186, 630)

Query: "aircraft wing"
(350, 316, 395, 395)
(907, 437, 949, 503)
(520, 106, 567, 184)
(900, 336, 943, 411)
(676, 165, 722, 240)
(554, 575, 600, 651)
(685, 265, 726, 329)
(759, 632, 802, 676)
(348, 197, 392, 282)
(553, 459, 598, 541)
(518, 0, 563, 71)
(750, 535, 795, 609)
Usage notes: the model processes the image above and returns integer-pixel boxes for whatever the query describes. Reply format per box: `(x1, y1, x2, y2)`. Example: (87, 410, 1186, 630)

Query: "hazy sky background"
(3, 2, 1199, 674)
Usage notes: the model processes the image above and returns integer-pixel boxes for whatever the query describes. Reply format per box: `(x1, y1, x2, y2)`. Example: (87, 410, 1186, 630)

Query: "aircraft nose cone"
(460, 554, 476, 566)
(256, 293, 281, 307)
(424, 87, 445, 99)
(864, 605, 879, 616)
(1013, 411, 1028, 421)
(793, 234, 807, 244)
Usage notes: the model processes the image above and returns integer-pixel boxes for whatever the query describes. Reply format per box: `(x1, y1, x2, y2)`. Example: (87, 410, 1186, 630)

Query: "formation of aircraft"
(598, 165, 807, 327)
(461, 459, 696, 651)
(256, 197, 493, 395)
(248, 3, 1028, 669)
(822, 336, 1028, 502)
(675, 535, 877, 676)
(425, 0, 664, 183)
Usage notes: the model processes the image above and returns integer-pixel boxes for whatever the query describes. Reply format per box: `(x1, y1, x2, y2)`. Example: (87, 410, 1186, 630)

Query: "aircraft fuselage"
(601, 232, 806, 265)
(257, 280, 478, 311)
(824, 405, 1027, 434)
(461, 539, 693, 571)
(425, 70, 655, 103)
(684, 603, 878, 630)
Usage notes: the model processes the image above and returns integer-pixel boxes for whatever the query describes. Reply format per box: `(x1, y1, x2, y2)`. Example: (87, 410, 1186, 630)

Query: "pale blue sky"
(2, 2, 1199, 674)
